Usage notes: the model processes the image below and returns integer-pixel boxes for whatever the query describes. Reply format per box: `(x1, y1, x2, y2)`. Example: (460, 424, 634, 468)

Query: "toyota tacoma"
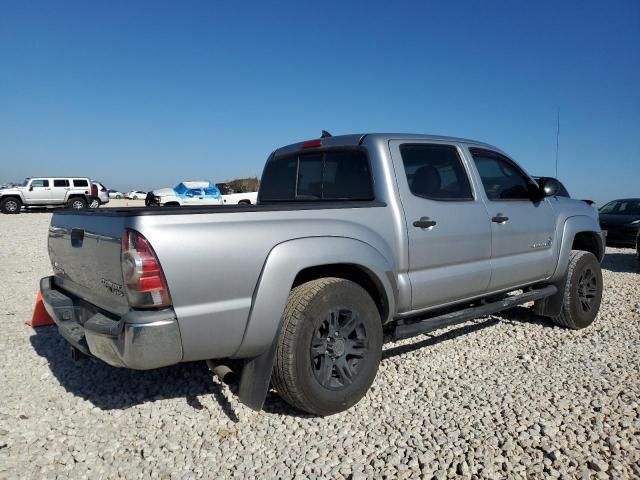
(41, 133, 605, 415)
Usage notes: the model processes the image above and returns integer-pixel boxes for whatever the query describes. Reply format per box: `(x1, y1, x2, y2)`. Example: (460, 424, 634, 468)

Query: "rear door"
(389, 141, 492, 310)
(51, 179, 71, 202)
(468, 148, 556, 291)
(27, 178, 52, 204)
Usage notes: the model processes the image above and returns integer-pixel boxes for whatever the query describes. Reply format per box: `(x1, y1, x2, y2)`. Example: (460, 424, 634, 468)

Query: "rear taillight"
(100, 185, 107, 192)
(121, 229, 171, 308)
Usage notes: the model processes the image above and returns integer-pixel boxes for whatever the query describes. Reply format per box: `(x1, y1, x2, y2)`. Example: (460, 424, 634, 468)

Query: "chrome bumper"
(40, 276, 183, 370)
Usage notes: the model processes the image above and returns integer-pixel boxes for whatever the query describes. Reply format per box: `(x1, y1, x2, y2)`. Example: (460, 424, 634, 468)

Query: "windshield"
(599, 199, 640, 215)
(20, 178, 30, 187)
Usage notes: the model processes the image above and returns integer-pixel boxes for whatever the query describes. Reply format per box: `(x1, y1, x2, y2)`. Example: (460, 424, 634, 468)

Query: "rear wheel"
(272, 278, 382, 416)
(551, 250, 603, 329)
(89, 198, 100, 208)
(0, 197, 21, 214)
(68, 197, 87, 210)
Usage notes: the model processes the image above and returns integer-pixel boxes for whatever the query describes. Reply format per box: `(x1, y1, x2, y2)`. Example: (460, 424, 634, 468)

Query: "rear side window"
(73, 179, 89, 187)
(399, 144, 473, 200)
(31, 179, 49, 188)
(53, 179, 69, 187)
(259, 150, 374, 202)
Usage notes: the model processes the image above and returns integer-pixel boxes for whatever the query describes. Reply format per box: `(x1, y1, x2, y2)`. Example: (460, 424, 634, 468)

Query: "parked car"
(0, 177, 96, 214)
(108, 190, 124, 199)
(89, 182, 110, 208)
(214, 182, 258, 205)
(41, 132, 604, 416)
(221, 191, 258, 205)
(598, 198, 640, 248)
(125, 190, 147, 200)
(145, 181, 222, 207)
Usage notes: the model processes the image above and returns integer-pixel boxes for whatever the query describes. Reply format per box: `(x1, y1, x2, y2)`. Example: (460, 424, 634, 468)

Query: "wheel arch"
(232, 236, 397, 360)
(292, 263, 390, 325)
(535, 215, 604, 318)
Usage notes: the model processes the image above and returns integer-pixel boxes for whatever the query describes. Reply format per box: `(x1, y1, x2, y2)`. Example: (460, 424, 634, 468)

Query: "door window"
(53, 179, 69, 187)
(399, 144, 473, 200)
(470, 149, 535, 201)
(31, 179, 49, 188)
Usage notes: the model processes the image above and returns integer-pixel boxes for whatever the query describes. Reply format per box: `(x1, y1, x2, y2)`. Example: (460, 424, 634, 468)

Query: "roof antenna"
(321, 130, 332, 138)
(555, 108, 560, 178)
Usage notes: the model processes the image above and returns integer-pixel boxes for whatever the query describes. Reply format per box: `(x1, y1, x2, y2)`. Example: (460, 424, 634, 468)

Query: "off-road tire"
(0, 197, 22, 214)
(552, 250, 603, 329)
(89, 198, 100, 208)
(272, 278, 382, 416)
(68, 197, 87, 210)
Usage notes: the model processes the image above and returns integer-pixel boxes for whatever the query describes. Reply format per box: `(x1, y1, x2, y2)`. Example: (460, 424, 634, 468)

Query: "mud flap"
(237, 333, 279, 411)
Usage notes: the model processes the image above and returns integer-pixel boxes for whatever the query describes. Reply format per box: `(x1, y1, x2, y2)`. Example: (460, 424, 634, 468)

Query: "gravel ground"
(1, 211, 639, 479)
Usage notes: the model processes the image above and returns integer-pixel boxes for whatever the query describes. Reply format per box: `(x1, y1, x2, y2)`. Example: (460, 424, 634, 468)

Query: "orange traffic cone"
(26, 291, 55, 327)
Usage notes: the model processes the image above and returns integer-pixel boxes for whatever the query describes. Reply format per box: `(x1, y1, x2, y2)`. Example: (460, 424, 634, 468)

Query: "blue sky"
(1, 0, 638, 203)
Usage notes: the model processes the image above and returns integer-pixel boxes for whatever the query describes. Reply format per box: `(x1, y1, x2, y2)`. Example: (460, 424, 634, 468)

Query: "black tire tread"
(272, 277, 346, 413)
(0, 197, 22, 214)
(552, 250, 600, 329)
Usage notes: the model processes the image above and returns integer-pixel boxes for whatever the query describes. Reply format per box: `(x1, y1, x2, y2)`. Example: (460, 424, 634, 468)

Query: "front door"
(468, 148, 556, 291)
(389, 141, 493, 311)
(27, 179, 52, 204)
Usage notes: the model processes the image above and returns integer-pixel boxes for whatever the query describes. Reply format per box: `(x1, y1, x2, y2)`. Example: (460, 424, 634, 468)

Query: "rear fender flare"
(233, 236, 397, 359)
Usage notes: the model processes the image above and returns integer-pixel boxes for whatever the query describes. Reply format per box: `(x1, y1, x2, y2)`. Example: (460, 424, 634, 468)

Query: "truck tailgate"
(48, 213, 129, 316)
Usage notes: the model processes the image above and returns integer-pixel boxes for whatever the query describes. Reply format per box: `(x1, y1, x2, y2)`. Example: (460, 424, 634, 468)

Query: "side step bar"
(394, 285, 558, 341)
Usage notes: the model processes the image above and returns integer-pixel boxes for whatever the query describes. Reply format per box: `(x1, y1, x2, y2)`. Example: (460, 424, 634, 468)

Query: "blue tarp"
(173, 181, 221, 199)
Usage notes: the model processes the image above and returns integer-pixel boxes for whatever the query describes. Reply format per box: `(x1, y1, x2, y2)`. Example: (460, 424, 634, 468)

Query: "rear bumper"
(40, 276, 183, 369)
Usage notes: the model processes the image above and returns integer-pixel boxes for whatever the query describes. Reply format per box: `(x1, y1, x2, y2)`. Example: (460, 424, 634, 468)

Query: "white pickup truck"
(0, 177, 96, 214)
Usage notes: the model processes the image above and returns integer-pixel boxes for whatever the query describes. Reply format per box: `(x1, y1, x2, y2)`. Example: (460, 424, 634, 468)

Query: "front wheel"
(272, 278, 382, 416)
(551, 250, 603, 329)
(0, 197, 21, 214)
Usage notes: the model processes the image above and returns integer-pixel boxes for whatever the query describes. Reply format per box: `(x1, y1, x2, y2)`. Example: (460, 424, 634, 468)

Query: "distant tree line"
(225, 176, 260, 193)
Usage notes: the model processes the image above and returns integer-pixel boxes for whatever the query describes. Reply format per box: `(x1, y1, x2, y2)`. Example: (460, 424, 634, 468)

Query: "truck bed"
(53, 201, 386, 217)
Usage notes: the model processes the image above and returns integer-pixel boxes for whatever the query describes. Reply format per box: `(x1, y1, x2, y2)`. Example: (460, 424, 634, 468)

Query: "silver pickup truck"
(41, 133, 605, 415)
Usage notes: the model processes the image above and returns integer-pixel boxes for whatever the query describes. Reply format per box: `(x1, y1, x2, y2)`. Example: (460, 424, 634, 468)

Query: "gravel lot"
(1, 210, 639, 479)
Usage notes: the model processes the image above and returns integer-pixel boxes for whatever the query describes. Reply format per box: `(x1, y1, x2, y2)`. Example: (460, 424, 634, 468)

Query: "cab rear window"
(259, 149, 374, 202)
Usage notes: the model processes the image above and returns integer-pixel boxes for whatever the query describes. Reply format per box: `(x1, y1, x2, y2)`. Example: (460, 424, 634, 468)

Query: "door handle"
(492, 214, 509, 223)
(413, 217, 437, 229)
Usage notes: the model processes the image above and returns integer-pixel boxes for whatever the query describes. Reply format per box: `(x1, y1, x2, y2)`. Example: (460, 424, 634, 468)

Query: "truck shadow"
(30, 306, 554, 419)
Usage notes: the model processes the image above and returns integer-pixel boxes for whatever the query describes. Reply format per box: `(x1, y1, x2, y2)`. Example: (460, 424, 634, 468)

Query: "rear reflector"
(302, 139, 322, 149)
(121, 230, 171, 308)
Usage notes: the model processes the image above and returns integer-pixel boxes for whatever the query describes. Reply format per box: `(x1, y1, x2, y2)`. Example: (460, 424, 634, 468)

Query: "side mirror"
(29, 186, 34, 191)
(537, 177, 561, 198)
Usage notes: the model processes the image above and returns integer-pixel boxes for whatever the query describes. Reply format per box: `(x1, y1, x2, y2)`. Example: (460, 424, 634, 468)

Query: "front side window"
(259, 149, 373, 202)
(30, 179, 49, 188)
(470, 149, 535, 201)
(53, 179, 69, 187)
(399, 144, 473, 200)
(73, 179, 89, 187)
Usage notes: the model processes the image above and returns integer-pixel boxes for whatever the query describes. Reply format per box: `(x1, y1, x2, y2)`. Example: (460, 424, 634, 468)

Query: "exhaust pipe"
(206, 360, 238, 385)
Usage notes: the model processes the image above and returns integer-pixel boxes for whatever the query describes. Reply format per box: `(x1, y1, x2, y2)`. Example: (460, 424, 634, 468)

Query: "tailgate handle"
(71, 228, 84, 247)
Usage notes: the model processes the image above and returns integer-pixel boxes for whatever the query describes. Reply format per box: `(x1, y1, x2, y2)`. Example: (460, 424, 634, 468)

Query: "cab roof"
(273, 133, 500, 156)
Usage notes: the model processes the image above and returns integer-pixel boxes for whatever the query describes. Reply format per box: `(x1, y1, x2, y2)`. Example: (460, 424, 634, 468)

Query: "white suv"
(0, 177, 96, 214)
